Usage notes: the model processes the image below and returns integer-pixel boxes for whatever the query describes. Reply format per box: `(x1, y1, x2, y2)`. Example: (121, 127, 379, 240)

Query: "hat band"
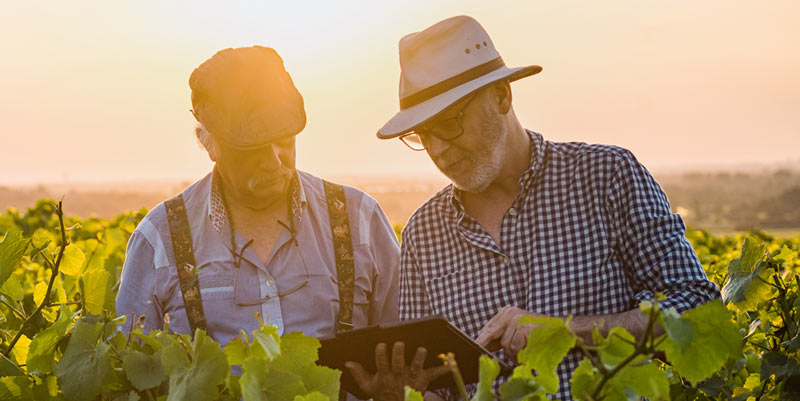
(399, 57, 505, 110)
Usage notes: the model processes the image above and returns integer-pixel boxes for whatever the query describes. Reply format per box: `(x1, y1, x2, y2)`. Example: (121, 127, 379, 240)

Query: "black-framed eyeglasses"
(399, 92, 479, 151)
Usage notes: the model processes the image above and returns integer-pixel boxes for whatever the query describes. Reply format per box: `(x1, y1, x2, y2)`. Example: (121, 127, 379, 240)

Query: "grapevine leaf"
(241, 354, 305, 401)
(1, 274, 24, 302)
(570, 358, 601, 401)
(772, 245, 793, 264)
(59, 244, 85, 276)
(54, 315, 113, 401)
(515, 316, 575, 394)
(299, 365, 341, 401)
(471, 355, 500, 401)
(251, 325, 281, 361)
(404, 386, 424, 401)
(10, 335, 30, 367)
(160, 341, 190, 375)
(27, 305, 72, 373)
(660, 308, 694, 352)
(271, 331, 320, 372)
(0, 376, 33, 400)
(82, 269, 113, 315)
(0, 232, 28, 286)
(616, 362, 670, 400)
(294, 391, 329, 401)
(224, 337, 247, 367)
(33, 282, 48, 306)
(164, 330, 229, 401)
(657, 300, 741, 383)
(596, 327, 649, 367)
(0, 354, 24, 376)
(721, 238, 772, 310)
(499, 377, 547, 401)
(123, 349, 167, 390)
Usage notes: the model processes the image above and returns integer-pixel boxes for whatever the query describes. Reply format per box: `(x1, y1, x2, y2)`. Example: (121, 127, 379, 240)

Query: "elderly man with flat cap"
(349, 16, 720, 400)
(117, 46, 399, 349)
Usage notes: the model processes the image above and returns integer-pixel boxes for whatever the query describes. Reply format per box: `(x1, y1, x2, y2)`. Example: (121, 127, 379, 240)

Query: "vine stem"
(439, 353, 469, 401)
(590, 305, 659, 400)
(3, 201, 68, 357)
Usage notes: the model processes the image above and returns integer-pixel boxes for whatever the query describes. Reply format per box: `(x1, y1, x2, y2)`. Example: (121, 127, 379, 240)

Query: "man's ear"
(493, 80, 513, 114)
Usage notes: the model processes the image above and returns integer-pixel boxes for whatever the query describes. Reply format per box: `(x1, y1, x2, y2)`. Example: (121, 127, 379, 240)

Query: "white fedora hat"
(377, 15, 541, 139)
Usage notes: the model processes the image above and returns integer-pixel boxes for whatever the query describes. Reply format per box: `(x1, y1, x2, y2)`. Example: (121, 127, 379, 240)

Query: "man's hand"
(345, 341, 450, 401)
(475, 306, 544, 361)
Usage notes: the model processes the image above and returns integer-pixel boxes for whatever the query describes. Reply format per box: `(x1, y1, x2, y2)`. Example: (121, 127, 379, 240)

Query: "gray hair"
(195, 123, 219, 160)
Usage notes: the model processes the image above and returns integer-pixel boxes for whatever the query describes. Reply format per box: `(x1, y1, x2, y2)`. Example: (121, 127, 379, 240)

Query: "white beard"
(437, 113, 508, 193)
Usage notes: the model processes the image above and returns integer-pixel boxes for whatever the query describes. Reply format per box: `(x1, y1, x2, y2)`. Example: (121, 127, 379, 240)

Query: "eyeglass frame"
(232, 235, 312, 306)
(398, 91, 480, 151)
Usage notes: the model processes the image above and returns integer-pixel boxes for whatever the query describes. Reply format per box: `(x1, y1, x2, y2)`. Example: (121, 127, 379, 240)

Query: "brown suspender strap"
(323, 180, 355, 334)
(165, 194, 208, 336)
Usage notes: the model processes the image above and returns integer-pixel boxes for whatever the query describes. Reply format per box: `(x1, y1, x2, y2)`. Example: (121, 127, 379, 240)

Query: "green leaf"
(123, 350, 168, 390)
(515, 316, 576, 394)
(772, 245, 793, 264)
(59, 244, 85, 276)
(54, 315, 113, 401)
(616, 362, 670, 400)
(299, 365, 341, 401)
(27, 305, 72, 373)
(570, 358, 601, 401)
(0, 376, 33, 400)
(82, 269, 113, 315)
(657, 300, 741, 383)
(33, 281, 48, 306)
(1, 274, 24, 302)
(499, 377, 547, 401)
(404, 386, 424, 401)
(271, 331, 319, 372)
(241, 354, 305, 401)
(251, 325, 281, 361)
(0, 232, 29, 286)
(0, 354, 25, 377)
(225, 337, 247, 366)
(471, 355, 500, 401)
(596, 327, 649, 367)
(10, 335, 30, 367)
(294, 391, 329, 401)
(165, 330, 229, 401)
(660, 308, 694, 352)
(721, 238, 772, 310)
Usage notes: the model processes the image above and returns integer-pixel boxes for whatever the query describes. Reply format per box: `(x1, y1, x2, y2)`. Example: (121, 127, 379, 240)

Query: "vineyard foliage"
(0, 200, 798, 400)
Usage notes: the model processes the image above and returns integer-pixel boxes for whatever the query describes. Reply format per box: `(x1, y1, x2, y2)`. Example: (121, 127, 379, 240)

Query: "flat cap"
(189, 46, 306, 150)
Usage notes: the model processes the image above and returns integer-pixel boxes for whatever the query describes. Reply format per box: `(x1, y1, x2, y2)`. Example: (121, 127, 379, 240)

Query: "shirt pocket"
(196, 260, 235, 301)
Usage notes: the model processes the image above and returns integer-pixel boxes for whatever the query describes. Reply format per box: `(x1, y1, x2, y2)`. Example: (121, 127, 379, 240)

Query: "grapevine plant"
(0, 200, 798, 400)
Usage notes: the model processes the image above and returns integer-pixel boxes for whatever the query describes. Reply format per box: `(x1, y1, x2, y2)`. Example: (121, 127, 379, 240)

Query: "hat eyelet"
(475, 44, 481, 49)
(465, 49, 470, 54)
(483, 41, 488, 46)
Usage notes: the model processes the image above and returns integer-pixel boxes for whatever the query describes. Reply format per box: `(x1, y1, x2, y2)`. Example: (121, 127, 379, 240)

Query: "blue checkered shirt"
(399, 131, 720, 400)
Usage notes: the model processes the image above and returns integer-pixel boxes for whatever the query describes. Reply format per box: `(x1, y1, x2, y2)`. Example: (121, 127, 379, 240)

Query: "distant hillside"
(2, 170, 798, 231)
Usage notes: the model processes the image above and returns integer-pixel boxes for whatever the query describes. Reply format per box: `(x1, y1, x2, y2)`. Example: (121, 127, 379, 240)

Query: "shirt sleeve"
(366, 200, 401, 325)
(116, 230, 164, 333)
(606, 149, 720, 313)
(398, 229, 433, 320)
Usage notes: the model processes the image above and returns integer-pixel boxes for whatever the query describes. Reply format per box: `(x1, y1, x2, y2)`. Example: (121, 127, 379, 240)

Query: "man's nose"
(258, 145, 282, 170)
(425, 134, 450, 158)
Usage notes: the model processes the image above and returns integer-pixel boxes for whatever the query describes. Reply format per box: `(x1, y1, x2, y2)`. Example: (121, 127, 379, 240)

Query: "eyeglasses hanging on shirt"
(215, 168, 310, 305)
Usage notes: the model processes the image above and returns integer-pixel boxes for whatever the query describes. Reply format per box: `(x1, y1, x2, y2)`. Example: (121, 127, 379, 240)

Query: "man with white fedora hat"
(350, 15, 719, 400)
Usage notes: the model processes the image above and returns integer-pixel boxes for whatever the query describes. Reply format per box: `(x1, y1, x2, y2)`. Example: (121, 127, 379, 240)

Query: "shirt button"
(266, 278, 274, 287)
(501, 256, 510, 265)
(508, 208, 517, 216)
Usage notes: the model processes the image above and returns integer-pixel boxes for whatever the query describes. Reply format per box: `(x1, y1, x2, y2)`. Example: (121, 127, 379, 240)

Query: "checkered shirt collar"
(449, 130, 546, 219)
(208, 170, 307, 233)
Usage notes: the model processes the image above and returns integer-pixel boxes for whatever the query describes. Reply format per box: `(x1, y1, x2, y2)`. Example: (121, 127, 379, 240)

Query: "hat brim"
(377, 64, 541, 139)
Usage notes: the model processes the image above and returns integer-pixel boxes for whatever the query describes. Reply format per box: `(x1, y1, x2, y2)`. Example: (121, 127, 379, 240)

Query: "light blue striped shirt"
(116, 170, 400, 345)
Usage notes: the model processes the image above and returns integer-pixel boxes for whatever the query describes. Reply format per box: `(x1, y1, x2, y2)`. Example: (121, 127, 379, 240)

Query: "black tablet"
(317, 315, 512, 399)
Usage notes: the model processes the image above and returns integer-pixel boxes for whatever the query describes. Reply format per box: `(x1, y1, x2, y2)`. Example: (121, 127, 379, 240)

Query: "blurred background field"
(2, 166, 799, 235)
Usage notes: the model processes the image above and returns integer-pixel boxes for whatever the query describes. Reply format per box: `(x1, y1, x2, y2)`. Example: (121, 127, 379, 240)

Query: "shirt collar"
(207, 169, 307, 233)
(448, 129, 544, 214)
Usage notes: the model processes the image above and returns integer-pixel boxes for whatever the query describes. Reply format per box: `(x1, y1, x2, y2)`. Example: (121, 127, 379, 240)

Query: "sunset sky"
(1, 1, 798, 185)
